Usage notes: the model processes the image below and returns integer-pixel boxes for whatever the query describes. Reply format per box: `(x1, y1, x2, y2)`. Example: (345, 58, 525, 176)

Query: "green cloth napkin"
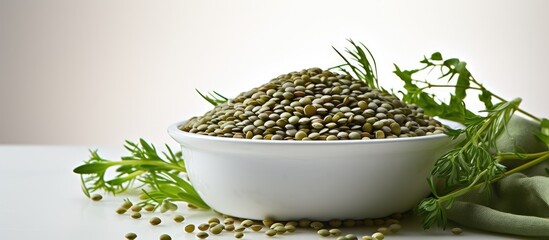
(446, 116, 549, 237)
(447, 169, 549, 237)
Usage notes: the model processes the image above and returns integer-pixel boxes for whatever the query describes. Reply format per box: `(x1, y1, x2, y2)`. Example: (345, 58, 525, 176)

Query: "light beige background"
(1, 0, 548, 145)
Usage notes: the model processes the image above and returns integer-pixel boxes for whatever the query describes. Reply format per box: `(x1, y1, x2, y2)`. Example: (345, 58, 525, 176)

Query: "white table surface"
(0, 145, 533, 240)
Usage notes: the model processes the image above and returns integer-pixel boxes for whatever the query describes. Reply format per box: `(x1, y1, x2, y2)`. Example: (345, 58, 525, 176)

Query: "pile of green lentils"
(181, 67, 445, 140)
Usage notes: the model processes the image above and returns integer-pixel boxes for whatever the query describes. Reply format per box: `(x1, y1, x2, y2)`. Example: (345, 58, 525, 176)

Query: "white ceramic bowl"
(168, 119, 463, 221)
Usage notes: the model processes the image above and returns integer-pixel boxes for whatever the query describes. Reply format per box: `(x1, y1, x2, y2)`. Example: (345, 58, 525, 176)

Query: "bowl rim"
(168, 118, 465, 146)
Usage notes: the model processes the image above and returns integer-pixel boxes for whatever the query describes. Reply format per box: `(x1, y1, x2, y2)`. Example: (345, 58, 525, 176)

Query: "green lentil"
(375, 130, 385, 139)
(90, 193, 102, 201)
(196, 231, 209, 239)
(234, 232, 244, 239)
(312, 122, 324, 129)
(288, 116, 299, 125)
(326, 135, 338, 140)
(451, 227, 463, 235)
(317, 229, 330, 237)
(295, 130, 307, 140)
(362, 123, 373, 132)
(346, 234, 358, 240)
(235, 226, 246, 232)
(121, 200, 133, 210)
(159, 234, 171, 240)
(185, 224, 195, 233)
(285, 225, 297, 233)
(144, 204, 155, 212)
(304, 104, 317, 116)
(224, 218, 235, 225)
(329, 228, 342, 236)
(310, 221, 324, 230)
(173, 215, 185, 223)
(265, 229, 277, 237)
(377, 227, 389, 235)
(149, 217, 161, 225)
(372, 232, 384, 240)
(275, 226, 286, 234)
(130, 205, 142, 212)
(251, 224, 263, 232)
(262, 219, 274, 227)
(241, 219, 254, 227)
(415, 128, 426, 136)
(349, 131, 361, 139)
(198, 223, 209, 231)
(224, 224, 235, 232)
(208, 217, 220, 224)
(358, 100, 368, 109)
(270, 223, 284, 229)
(298, 219, 311, 228)
(130, 212, 141, 219)
(361, 236, 374, 240)
(388, 223, 401, 233)
(125, 232, 137, 240)
(286, 221, 298, 227)
(373, 121, 384, 129)
(115, 208, 127, 214)
(337, 237, 348, 240)
(210, 225, 223, 235)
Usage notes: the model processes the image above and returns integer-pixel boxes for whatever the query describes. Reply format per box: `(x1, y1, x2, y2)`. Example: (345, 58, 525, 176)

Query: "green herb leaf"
(431, 52, 443, 61)
(73, 162, 110, 174)
(196, 89, 228, 106)
(478, 87, 494, 110)
(332, 39, 380, 90)
(80, 175, 91, 198)
(534, 118, 549, 148)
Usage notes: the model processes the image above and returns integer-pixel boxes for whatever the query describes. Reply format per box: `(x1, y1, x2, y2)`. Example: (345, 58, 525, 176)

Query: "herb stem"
(414, 76, 540, 123)
(114, 170, 146, 183)
(106, 160, 186, 172)
(436, 152, 549, 204)
(414, 81, 484, 92)
(470, 77, 540, 122)
(488, 93, 541, 122)
(496, 151, 549, 161)
(495, 151, 549, 179)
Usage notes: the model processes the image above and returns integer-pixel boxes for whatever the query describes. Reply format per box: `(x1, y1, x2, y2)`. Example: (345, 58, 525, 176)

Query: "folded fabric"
(446, 171, 549, 237)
